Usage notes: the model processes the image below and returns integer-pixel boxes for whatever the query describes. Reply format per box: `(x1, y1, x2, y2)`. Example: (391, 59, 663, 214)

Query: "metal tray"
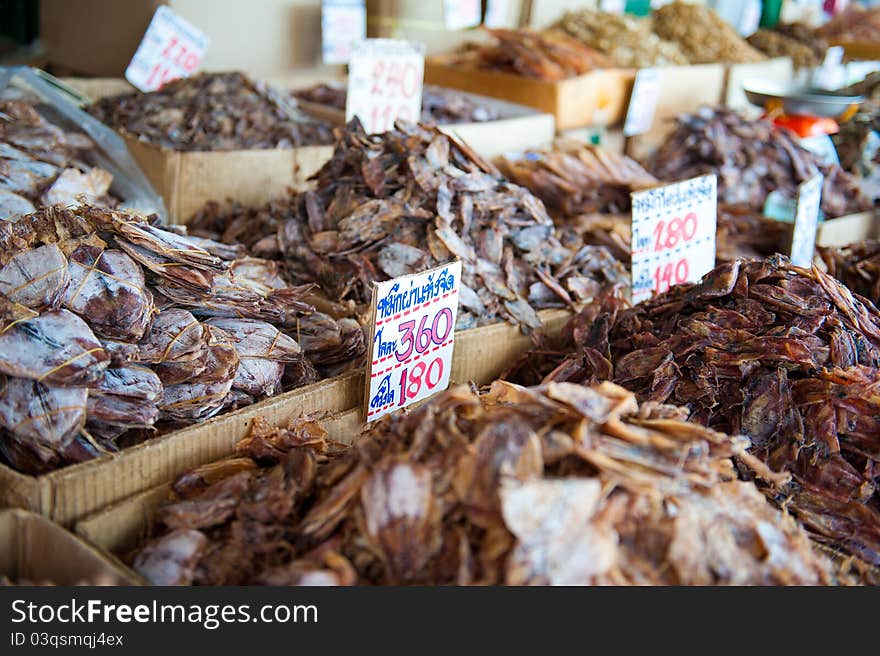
(743, 81, 862, 118)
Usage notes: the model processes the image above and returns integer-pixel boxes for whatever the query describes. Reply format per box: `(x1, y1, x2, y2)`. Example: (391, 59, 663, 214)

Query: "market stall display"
(650, 2, 766, 65)
(513, 257, 880, 578)
(552, 9, 688, 68)
(130, 380, 832, 585)
(816, 5, 880, 43)
(189, 119, 628, 332)
(88, 72, 335, 150)
(0, 205, 365, 475)
(821, 240, 880, 306)
(775, 23, 829, 64)
(646, 107, 871, 218)
(747, 29, 822, 69)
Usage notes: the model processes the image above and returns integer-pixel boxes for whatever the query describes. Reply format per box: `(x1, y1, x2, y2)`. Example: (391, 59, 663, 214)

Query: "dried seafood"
(716, 204, 792, 263)
(132, 382, 833, 586)
(189, 119, 628, 332)
(821, 240, 880, 306)
(775, 23, 828, 64)
(448, 28, 611, 80)
(651, 2, 765, 64)
(553, 9, 689, 67)
(88, 72, 335, 151)
(816, 5, 880, 43)
(0, 99, 117, 220)
(646, 107, 872, 218)
(517, 256, 880, 574)
(747, 29, 821, 69)
(496, 139, 657, 218)
(293, 83, 500, 125)
(0, 205, 365, 474)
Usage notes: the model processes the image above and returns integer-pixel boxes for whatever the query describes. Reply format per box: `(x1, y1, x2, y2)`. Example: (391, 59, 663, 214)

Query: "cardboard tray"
(0, 309, 570, 528)
(296, 89, 557, 159)
(424, 57, 635, 131)
(1, 509, 140, 585)
(120, 133, 332, 225)
(75, 308, 573, 560)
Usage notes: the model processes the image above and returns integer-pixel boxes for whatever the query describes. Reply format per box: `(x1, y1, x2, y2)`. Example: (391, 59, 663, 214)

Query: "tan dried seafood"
(131, 382, 834, 585)
(651, 2, 765, 64)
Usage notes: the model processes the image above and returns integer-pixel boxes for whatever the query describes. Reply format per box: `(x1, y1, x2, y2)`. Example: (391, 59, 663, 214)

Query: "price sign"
(321, 0, 366, 64)
(599, 0, 626, 13)
(484, 0, 511, 28)
(365, 260, 462, 422)
(125, 6, 209, 92)
(443, 0, 482, 30)
(623, 68, 662, 137)
(346, 39, 425, 134)
(816, 45, 845, 89)
(630, 174, 717, 304)
(790, 174, 823, 268)
(800, 134, 840, 167)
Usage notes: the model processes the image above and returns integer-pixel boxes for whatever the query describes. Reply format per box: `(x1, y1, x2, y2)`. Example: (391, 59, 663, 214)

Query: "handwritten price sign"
(630, 174, 717, 304)
(125, 6, 209, 92)
(790, 173, 823, 268)
(321, 0, 366, 64)
(346, 39, 424, 134)
(365, 260, 461, 422)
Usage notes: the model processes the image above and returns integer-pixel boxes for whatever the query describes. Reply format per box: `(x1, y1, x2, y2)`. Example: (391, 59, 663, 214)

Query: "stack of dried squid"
(646, 107, 872, 218)
(88, 72, 335, 151)
(190, 119, 628, 332)
(513, 256, 880, 580)
(132, 381, 833, 586)
(448, 28, 611, 80)
(1, 98, 117, 221)
(0, 205, 365, 474)
(553, 9, 689, 67)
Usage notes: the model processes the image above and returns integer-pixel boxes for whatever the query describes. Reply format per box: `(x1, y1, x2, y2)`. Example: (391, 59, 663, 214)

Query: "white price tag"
(321, 0, 366, 65)
(800, 134, 840, 167)
(484, 0, 511, 28)
(365, 260, 462, 422)
(630, 175, 717, 304)
(623, 69, 662, 137)
(443, 0, 482, 30)
(346, 39, 425, 134)
(125, 6, 209, 92)
(790, 174, 823, 268)
(599, 0, 626, 13)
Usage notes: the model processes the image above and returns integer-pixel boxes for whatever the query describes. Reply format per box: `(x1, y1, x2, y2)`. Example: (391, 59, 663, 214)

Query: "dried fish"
(189, 119, 628, 331)
(651, 2, 765, 64)
(821, 240, 880, 306)
(519, 256, 880, 572)
(132, 381, 833, 585)
(88, 72, 335, 151)
(747, 29, 822, 69)
(646, 107, 872, 218)
(0, 243, 69, 309)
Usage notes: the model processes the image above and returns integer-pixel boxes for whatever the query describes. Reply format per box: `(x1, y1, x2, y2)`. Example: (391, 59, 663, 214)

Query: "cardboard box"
(296, 88, 557, 158)
(831, 41, 880, 62)
(0, 371, 364, 527)
(41, 0, 331, 78)
(1, 309, 570, 527)
(425, 58, 635, 131)
(119, 133, 329, 224)
(724, 57, 794, 112)
(1, 509, 139, 585)
(816, 211, 879, 248)
(75, 309, 573, 558)
(625, 63, 726, 161)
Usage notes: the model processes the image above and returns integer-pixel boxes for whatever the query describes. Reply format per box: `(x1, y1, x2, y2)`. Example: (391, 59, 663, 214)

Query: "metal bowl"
(743, 81, 863, 119)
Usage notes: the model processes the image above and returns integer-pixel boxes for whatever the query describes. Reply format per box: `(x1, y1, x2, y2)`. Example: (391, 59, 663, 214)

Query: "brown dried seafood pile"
(496, 140, 657, 218)
(1, 99, 117, 221)
(449, 28, 611, 80)
(132, 381, 832, 586)
(775, 23, 828, 64)
(88, 72, 335, 151)
(651, 2, 765, 64)
(514, 257, 880, 577)
(821, 240, 880, 306)
(190, 119, 628, 331)
(646, 107, 872, 218)
(817, 5, 880, 43)
(293, 83, 500, 125)
(716, 204, 792, 264)
(747, 29, 822, 69)
(0, 205, 365, 474)
(553, 9, 689, 67)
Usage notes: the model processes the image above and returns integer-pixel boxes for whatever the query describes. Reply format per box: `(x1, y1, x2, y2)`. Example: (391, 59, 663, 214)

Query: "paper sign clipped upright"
(125, 6, 209, 92)
(321, 0, 366, 64)
(365, 260, 462, 422)
(790, 173, 823, 268)
(346, 39, 425, 134)
(630, 174, 717, 305)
